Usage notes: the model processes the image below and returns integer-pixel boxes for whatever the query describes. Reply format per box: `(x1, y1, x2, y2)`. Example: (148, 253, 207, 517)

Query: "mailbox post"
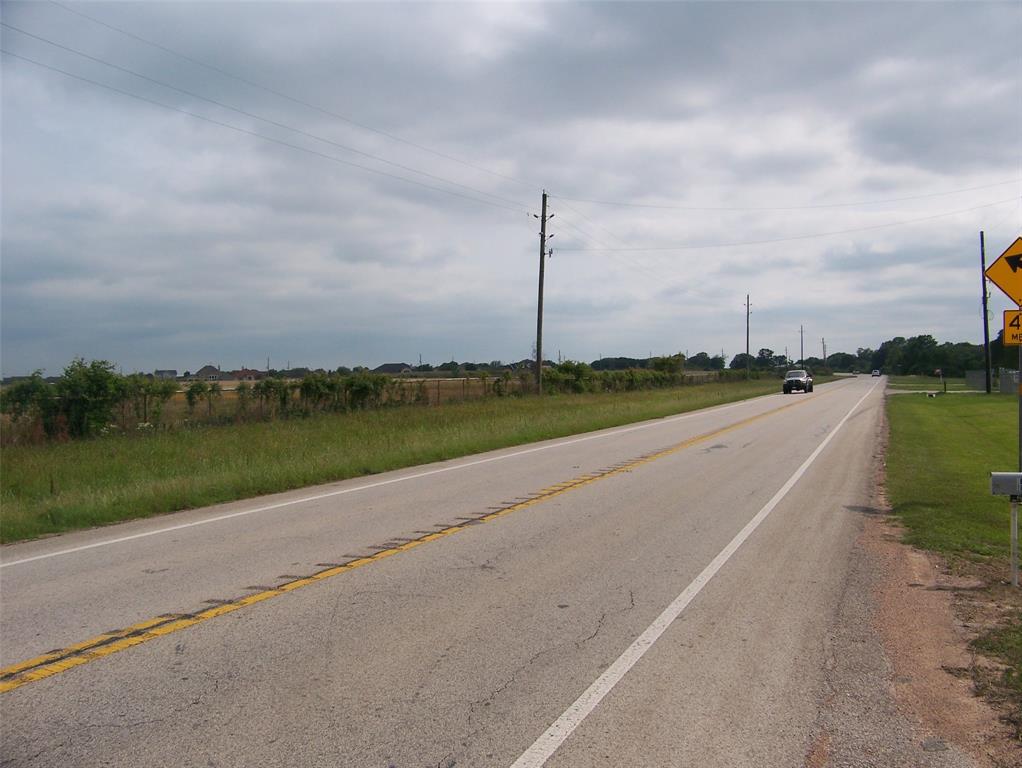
(991, 472, 1022, 587)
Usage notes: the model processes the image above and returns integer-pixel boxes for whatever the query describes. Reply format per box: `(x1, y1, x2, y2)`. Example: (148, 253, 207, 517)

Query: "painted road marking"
(0, 382, 854, 569)
(0, 388, 838, 694)
(509, 380, 880, 768)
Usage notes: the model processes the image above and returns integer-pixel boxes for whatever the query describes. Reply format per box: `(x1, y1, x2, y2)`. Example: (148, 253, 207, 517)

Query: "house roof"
(372, 363, 412, 374)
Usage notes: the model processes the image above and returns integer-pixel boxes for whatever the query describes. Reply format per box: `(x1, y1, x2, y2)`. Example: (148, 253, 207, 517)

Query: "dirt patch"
(864, 514, 1019, 766)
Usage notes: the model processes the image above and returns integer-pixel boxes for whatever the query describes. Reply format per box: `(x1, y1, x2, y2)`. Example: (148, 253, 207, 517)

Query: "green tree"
(0, 371, 54, 435)
(148, 379, 178, 427)
(299, 372, 331, 412)
(650, 354, 684, 374)
(729, 353, 754, 370)
(686, 352, 712, 370)
(901, 334, 938, 375)
(236, 381, 252, 416)
(827, 352, 857, 372)
(204, 381, 222, 416)
(755, 349, 775, 369)
(186, 381, 207, 416)
(346, 372, 387, 409)
(55, 358, 127, 438)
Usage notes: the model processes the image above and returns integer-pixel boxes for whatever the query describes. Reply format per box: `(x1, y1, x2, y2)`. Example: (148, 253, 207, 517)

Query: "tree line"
(723, 331, 1014, 378)
(0, 360, 407, 442)
(4, 337, 1010, 444)
(1, 356, 750, 444)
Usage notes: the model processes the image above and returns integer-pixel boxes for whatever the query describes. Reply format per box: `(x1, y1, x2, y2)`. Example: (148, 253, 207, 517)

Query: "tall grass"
(1, 380, 779, 543)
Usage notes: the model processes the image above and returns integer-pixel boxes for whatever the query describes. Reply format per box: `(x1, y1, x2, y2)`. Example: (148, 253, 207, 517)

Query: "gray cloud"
(2, 1, 1020, 375)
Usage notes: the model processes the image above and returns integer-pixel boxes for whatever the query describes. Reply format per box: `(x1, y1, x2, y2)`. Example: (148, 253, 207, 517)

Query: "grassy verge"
(886, 392, 1021, 726)
(1, 380, 781, 543)
(887, 375, 970, 392)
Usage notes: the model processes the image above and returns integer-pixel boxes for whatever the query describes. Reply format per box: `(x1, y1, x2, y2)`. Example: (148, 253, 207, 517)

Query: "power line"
(1, 49, 532, 216)
(552, 211, 670, 285)
(47, 0, 539, 193)
(1, 22, 531, 213)
(554, 197, 631, 249)
(547, 198, 674, 281)
(550, 180, 1020, 212)
(555, 197, 1020, 252)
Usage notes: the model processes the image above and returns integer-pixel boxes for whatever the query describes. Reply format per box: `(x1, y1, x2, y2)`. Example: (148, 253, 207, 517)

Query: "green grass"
(974, 621, 1022, 698)
(0, 380, 781, 543)
(886, 393, 1016, 556)
(886, 392, 1021, 718)
(886, 375, 970, 392)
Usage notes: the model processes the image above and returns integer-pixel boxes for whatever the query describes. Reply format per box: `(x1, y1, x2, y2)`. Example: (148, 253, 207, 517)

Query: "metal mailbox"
(991, 472, 1022, 497)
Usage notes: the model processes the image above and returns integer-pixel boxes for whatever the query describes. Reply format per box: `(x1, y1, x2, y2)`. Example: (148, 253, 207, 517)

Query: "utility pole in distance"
(534, 191, 551, 395)
(800, 325, 804, 367)
(981, 231, 992, 394)
(745, 294, 751, 380)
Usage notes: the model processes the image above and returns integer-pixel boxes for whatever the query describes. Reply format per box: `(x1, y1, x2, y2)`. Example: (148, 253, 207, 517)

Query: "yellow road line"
(0, 390, 826, 694)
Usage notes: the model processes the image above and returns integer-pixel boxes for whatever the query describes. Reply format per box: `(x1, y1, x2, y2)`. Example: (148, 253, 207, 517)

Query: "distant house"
(231, 368, 263, 381)
(372, 363, 412, 375)
(154, 369, 178, 380)
(194, 365, 221, 381)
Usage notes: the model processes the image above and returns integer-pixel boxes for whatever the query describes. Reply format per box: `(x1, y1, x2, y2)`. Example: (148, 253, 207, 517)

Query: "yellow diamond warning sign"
(1005, 310, 1022, 346)
(986, 236, 1022, 306)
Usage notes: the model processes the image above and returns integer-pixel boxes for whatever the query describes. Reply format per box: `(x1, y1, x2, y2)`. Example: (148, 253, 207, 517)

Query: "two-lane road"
(1, 377, 935, 766)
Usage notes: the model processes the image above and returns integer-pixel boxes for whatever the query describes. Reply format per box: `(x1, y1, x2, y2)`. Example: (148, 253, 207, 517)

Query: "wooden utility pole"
(981, 231, 992, 394)
(535, 191, 550, 395)
(745, 294, 751, 379)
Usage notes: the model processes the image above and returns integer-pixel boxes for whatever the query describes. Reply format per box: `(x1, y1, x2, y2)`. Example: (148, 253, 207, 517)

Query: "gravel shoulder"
(804, 398, 1021, 767)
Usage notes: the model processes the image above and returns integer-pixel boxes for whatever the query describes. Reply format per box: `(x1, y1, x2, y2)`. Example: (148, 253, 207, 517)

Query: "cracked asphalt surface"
(1, 377, 974, 766)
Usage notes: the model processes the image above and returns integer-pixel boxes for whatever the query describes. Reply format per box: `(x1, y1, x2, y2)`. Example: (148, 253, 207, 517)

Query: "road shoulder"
(805, 399, 1020, 767)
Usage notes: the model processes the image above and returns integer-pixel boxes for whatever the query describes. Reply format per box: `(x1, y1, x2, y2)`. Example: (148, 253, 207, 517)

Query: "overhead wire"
(544, 193, 682, 283)
(551, 210, 675, 285)
(40, 2, 1021, 244)
(555, 197, 1020, 252)
(47, 0, 540, 193)
(553, 197, 631, 249)
(0, 22, 532, 213)
(0, 49, 532, 216)
(18, 4, 1019, 264)
(551, 181, 1021, 213)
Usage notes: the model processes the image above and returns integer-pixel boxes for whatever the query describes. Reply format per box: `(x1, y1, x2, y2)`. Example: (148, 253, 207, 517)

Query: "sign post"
(985, 236, 1022, 473)
(991, 473, 1022, 587)
(987, 237, 1022, 588)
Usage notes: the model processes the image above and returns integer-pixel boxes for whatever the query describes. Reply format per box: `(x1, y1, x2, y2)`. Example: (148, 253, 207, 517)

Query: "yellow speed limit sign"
(1006, 310, 1022, 346)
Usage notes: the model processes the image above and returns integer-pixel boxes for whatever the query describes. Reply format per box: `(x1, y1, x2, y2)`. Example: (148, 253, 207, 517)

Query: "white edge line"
(1, 382, 854, 568)
(508, 380, 879, 768)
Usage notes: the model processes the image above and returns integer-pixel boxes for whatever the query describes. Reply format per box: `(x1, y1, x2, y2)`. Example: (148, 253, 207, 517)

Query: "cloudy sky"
(2, 0, 1020, 376)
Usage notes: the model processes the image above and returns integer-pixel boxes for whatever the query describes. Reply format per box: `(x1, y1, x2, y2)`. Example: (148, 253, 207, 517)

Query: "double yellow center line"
(1, 391, 824, 693)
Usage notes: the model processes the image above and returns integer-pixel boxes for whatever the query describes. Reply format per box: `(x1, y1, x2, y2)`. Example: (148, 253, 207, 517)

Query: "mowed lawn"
(886, 393, 1015, 556)
(1, 380, 780, 543)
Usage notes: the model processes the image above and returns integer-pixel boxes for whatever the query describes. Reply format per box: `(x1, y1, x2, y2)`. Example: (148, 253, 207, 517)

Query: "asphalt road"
(0, 376, 967, 767)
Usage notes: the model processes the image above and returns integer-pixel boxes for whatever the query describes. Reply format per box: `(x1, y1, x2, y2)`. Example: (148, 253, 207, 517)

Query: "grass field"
(886, 392, 1021, 704)
(0, 379, 781, 543)
(886, 393, 1015, 555)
